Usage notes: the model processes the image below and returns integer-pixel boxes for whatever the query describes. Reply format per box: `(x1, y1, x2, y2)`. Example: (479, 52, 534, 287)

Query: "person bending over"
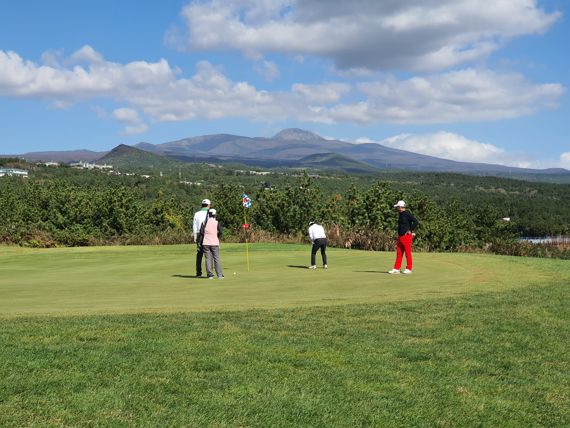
(308, 221, 328, 269)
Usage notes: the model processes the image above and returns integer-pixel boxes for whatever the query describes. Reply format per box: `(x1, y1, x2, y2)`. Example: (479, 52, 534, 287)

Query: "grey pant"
(203, 245, 223, 278)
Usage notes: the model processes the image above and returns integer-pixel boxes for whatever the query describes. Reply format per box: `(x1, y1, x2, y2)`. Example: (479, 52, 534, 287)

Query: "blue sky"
(0, 0, 568, 169)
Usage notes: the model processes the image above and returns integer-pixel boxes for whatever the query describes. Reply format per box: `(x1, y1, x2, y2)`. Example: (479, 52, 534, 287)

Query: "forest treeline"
(1, 169, 568, 258)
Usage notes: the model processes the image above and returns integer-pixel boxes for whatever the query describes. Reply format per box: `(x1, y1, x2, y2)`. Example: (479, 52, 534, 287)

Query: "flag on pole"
(242, 193, 252, 271)
(242, 193, 252, 208)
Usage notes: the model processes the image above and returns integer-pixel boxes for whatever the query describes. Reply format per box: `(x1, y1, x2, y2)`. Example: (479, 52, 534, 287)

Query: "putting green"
(0, 243, 567, 316)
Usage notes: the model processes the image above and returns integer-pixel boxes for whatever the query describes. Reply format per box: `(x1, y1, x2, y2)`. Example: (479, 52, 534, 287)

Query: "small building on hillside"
(0, 168, 29, 178)
(70, 161, 113, 170)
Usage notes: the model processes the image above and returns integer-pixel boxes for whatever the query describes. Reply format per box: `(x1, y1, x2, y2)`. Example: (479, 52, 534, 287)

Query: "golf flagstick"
(243, 205, 250, 272)
(242, 193, 252, 272)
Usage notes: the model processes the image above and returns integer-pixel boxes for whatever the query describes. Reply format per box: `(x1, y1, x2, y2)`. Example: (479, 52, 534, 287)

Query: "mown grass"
(0, 283, 568, 426)
(0, 244, 564, 316)
(0, 245, 569, 426)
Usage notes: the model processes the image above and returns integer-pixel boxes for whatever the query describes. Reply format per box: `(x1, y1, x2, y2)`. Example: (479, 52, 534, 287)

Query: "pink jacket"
(202, 218, 220, 246)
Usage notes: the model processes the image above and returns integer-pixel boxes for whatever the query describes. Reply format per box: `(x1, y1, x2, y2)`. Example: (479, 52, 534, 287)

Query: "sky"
(0, 0, 569, 169)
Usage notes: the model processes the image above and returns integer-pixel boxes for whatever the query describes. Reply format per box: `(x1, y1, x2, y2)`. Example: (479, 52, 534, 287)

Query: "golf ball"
(233, 272, 237, 275)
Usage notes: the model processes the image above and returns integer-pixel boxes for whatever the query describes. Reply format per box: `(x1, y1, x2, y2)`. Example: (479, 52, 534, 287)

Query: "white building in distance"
(0, 168, 29, 178)
(70, 162, 113, 170)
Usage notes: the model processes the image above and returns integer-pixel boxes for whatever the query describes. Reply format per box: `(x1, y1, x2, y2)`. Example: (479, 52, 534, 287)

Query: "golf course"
(1, 244, 569, 426)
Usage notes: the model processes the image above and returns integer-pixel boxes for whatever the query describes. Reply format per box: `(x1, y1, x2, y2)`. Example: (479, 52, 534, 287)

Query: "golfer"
(193, 198, 211, 277)
(308, 221, 328, 269)
(202, 209, 224, 279)
(389, 200, 419, 274)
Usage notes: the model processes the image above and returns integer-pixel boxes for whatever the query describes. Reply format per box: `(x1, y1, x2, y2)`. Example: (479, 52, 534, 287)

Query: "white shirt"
(308, 224, 326, 241)
(193, 209, 209, 240)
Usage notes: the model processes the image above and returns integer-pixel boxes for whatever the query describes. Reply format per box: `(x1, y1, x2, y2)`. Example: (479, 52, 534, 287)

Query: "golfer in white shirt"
(308, 221, 328, 269)
(193, 198, 211, 277)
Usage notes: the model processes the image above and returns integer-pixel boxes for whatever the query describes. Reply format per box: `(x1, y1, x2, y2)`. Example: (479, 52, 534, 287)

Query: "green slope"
(97, 144, 183, 170)
(298, 152, 379, 173)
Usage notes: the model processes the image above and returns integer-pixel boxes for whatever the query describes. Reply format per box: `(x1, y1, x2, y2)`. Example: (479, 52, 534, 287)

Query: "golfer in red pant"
(388, 200, 419, 275)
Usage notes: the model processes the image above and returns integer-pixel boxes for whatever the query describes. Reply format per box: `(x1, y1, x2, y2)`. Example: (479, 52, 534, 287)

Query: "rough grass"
(0, 244, 569, 426)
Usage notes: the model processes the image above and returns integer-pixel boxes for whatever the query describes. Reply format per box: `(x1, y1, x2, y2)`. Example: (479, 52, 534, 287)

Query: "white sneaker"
(388, 269, 400, 274)
(323, 264, 328, 269)
(309, 265, 317, 269)
(402, 269, 412, 274)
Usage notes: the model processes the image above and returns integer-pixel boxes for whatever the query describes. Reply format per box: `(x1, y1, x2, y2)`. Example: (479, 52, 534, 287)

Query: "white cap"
(394, 200, 406, 208)
(209, 208, 217, 216)
(201, 198, 211, 205)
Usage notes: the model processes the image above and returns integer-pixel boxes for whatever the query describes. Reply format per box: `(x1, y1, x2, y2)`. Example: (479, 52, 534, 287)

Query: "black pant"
(196, 243, 205, 276)
(311, 238, 327, 266)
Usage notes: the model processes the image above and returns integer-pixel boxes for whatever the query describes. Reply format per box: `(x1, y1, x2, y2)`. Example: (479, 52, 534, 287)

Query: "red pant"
(394, 234, 413, 270)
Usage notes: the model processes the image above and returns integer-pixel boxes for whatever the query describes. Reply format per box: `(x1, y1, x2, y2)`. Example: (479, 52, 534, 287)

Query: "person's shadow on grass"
(172, 274, 207, 279)
(287, 265, 309, 269)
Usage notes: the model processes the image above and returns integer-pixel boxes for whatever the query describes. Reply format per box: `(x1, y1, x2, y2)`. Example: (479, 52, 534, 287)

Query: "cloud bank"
(357, 132, 569, 169)
(176, 0, 560, 72)
(0, 47, 563, 129)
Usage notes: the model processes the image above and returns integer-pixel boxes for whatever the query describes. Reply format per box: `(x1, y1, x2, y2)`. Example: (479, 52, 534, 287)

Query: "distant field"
(1, 244, 569, 426)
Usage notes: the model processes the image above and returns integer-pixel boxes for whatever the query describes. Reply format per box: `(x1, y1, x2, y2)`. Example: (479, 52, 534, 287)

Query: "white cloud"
(0, 47, 175, 101)
(40, 49, 65, 68)
(379, 132, 506, 163)
(69, 45, 105, 64)
(112, 107, 148, 135)
(356, 132, 569, 170)
(0, 47, 564, 128)
(175, 0, 560, 72)
(560, 152, 570, 169)
(254, 59, 280, 81)
(329, 69, 565, 124)
(292, 82, 350, 104)
(112, 107, 141, 123)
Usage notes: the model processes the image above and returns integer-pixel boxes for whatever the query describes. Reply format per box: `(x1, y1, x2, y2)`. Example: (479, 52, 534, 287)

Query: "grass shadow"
(172, 274, 206, 279)
(287, 265, 309, 269)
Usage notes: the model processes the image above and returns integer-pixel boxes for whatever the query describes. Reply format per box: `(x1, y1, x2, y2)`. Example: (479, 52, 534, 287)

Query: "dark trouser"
(311, 238, 328, 266)
(196, 243, 205, 276)
(204, 245, 223, 278)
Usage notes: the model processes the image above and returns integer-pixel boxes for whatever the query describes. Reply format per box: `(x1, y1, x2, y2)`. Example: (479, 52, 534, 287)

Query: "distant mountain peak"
(98, 144, 155, 162)
(110, 143, 135, 152)
(273, 128, 324, 141)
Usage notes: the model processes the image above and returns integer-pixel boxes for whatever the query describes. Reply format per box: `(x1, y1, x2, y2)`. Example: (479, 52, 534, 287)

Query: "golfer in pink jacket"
(201, 209, 224, 279)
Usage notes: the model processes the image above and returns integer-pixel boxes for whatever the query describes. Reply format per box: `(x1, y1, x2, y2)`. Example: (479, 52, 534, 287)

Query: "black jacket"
(398, 210, 419, 236)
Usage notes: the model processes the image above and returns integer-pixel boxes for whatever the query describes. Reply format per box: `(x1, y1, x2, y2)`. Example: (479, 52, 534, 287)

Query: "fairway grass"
(0, 243, 565, 316)
(1, 244, 569, 426)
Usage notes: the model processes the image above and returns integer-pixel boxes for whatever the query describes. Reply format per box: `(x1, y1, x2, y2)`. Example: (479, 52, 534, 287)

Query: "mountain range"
(6, 128, 569, 178)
